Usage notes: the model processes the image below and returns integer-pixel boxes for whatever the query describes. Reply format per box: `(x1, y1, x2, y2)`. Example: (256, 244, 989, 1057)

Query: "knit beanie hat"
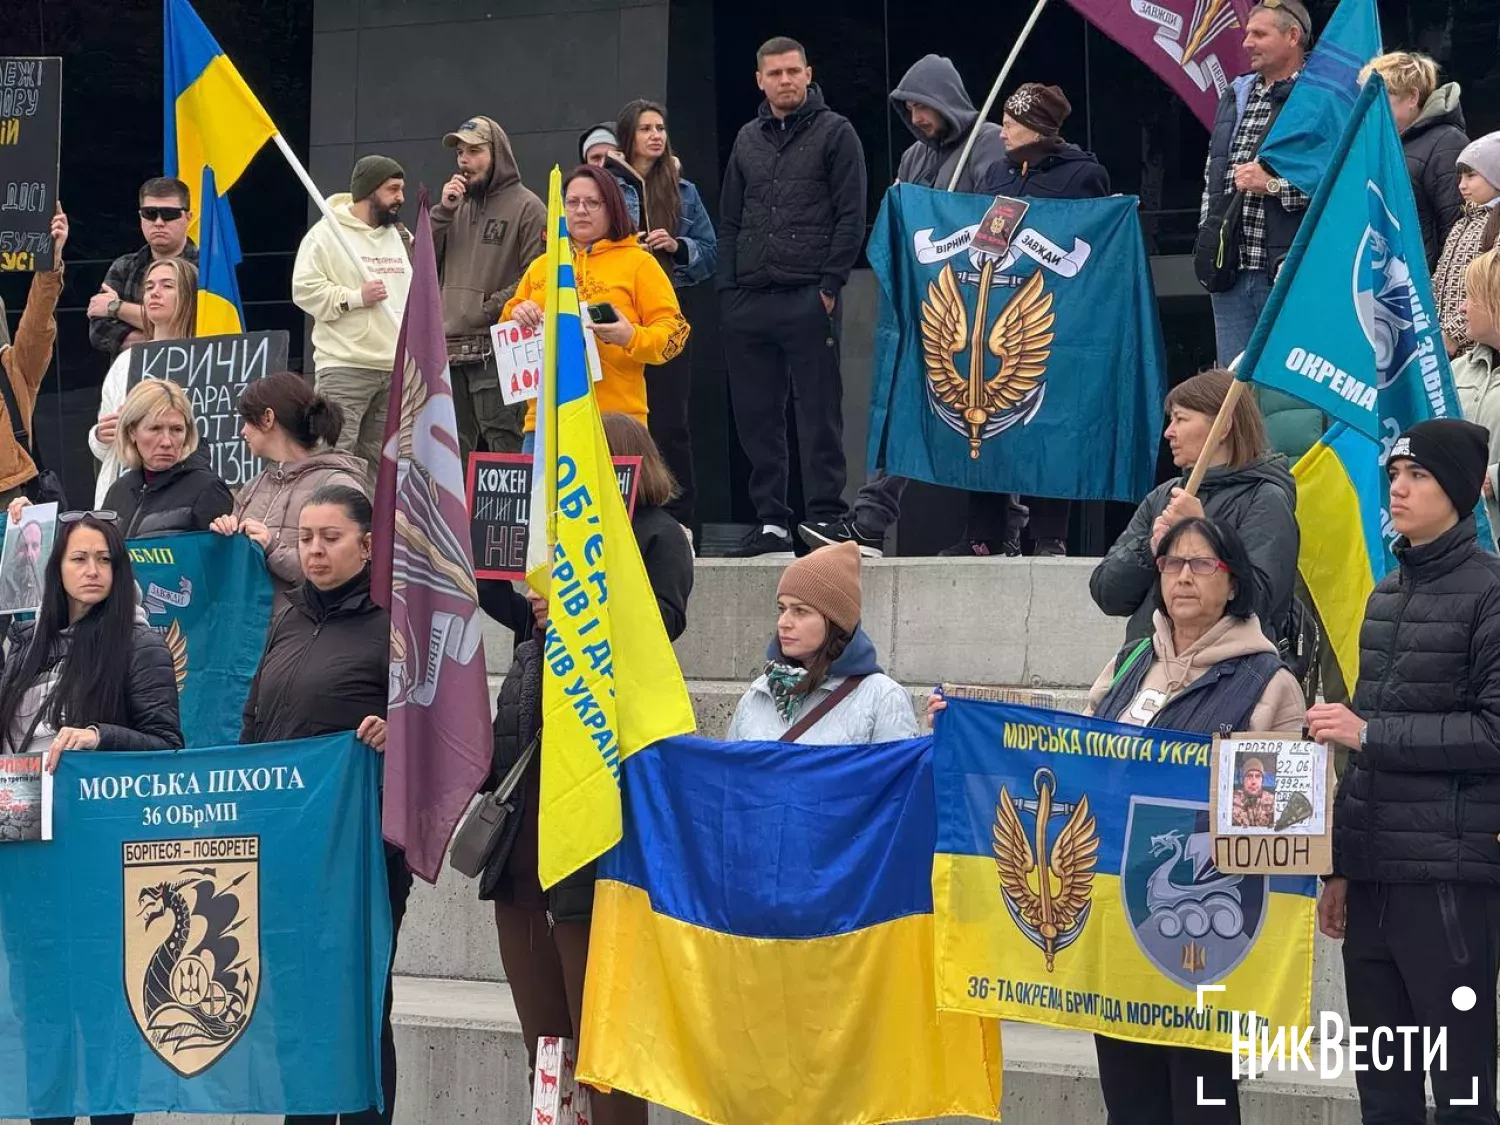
(1458, 133, 1500, 192)
(777, 541, 862, 635)
(579, 124, 618, 161)
(1004, 83, 1071, 137)
(1388, 418, 1490, 517)
(350, 155, 404, 202)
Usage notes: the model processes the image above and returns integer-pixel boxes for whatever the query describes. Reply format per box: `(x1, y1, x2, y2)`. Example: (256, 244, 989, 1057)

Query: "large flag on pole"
(1256, 0, 1382, 197)
(194, 166, 246, 336)
(1235, 76, 1482, 684)
(1063, 0, 1253, 129)
(164, 0, 277, 242)
(529, 167, 696, 888)
(372, 193, 492, 883)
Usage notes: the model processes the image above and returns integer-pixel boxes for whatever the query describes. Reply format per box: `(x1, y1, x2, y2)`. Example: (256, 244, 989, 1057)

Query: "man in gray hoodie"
(800, 55, 1004, 557)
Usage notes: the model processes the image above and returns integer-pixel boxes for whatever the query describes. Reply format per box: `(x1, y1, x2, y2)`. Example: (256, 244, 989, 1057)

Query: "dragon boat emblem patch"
(123, 836, 260, 1075)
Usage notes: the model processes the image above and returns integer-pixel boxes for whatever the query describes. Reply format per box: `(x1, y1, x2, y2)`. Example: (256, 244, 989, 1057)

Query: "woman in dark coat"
(1311, 419, 1500, 1124)
(239, 485, 402, 1125)
(956, 82, 1109, 558)
(103, 379, 232, 539)
(478, 414, 692, 1125)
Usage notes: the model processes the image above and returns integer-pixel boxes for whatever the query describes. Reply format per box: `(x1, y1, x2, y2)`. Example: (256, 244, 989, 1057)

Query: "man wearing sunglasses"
(86, 176, 197, 361)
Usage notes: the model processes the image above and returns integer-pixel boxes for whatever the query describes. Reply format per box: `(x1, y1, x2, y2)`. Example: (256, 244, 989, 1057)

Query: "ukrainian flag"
(194, 166, 246, 336)
(529, 167, 695, 888)
(164, 0, 277, 242)
(581, 733, 1002, 1124)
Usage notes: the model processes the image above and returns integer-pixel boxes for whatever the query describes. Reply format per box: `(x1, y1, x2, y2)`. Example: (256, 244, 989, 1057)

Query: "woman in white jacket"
(89, 257, 197, 505)
(1452, 249, 1500, 542)
(726, 541, 919, 744)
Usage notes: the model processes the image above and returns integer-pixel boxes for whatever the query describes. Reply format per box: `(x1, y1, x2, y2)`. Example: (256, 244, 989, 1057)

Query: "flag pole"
(945, 0, 1051, 191)
(271, 131, 402, 330)
(1183, 354, 1246, 496)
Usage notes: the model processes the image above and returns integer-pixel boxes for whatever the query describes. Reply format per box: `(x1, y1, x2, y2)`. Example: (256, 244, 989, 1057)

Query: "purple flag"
(1066, 0, 1253, 129)
(373, 191, 491, 883)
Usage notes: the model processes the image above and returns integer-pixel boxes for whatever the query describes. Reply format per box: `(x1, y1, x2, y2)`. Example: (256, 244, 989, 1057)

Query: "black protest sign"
(0, 58, 62, 273)
(127, 330, 291, 489)
(467, 453, 641, 582)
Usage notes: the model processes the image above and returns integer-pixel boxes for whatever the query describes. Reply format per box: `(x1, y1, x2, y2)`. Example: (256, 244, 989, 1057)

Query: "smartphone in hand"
(586, 302, 620, 325)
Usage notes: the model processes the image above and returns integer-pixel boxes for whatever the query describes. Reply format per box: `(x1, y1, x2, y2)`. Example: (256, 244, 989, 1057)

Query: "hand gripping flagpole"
(945, 0, 1051, 191)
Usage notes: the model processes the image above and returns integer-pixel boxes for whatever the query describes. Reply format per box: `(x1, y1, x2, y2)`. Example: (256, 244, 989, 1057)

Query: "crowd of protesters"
(5, 6, 1500, 1123)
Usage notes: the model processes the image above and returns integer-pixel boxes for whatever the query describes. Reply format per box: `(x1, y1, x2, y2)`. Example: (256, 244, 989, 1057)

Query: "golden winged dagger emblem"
(922, 263, 1055, 458)
(993, 768, 1098, 971)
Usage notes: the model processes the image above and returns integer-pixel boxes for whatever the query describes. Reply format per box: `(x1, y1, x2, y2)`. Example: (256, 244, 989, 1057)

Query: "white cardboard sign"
(491, 319, 604, 406)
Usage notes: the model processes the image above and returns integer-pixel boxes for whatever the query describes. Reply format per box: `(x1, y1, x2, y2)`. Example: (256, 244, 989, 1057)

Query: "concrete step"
(91, 977, 1364, 1125)
(482, 557, 1126, 690)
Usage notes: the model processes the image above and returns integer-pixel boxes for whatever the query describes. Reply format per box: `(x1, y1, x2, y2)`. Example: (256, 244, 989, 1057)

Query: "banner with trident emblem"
(931, 698, 1316, 1052)
(867, 184, 1167, 501)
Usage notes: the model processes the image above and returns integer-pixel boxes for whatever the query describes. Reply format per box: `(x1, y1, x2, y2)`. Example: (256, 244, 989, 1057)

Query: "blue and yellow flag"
(1237, 77, 1486, 684)
(194, 167, 246, 337)
(164, 0, 277, 242)
(529, 167, 695, 888)
(583, 734, 1002, 1125)
(932, 699, 1315, 1052)
(1256, 0, 1381, 197)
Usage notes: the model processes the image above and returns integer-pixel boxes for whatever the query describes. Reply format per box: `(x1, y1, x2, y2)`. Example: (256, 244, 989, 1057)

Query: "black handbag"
(0, 367, 64, 506)
(1193, 86, 1292, 295)
(448, 731, 537, 879)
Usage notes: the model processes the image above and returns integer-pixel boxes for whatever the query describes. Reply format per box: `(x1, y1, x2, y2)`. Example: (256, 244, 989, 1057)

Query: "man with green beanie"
(291, 154, 413, 483)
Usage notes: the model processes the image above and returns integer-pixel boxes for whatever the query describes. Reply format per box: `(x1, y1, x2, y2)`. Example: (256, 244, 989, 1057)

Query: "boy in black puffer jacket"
(1309, 418, 1500, 1123)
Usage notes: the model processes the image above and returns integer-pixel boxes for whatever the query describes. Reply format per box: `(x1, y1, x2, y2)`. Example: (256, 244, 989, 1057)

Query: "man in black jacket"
(1310, 418, 1500, 1124)
(718, 36, 867, 557)
(86, 177, 198, 361)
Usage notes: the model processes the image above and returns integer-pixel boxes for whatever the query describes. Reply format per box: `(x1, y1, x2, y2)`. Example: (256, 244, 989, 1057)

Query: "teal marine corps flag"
(867, 184, 1167, 500)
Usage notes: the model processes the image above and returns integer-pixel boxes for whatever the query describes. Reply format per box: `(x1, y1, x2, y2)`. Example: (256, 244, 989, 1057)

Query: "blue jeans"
(1210, 268, 1272, 367)
(521, 432, 535, 454)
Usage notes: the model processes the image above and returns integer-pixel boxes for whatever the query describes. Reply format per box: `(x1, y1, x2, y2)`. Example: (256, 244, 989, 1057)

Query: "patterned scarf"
(763, 660, 810, 722)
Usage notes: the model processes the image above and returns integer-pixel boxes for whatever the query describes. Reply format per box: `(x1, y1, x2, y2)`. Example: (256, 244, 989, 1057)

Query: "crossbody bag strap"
(780, 674, 868, 743)
(0, 368, 39, 468)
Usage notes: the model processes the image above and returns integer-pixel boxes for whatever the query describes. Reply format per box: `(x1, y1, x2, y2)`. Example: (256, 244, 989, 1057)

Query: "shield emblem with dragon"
(123, 836, 260, 1075)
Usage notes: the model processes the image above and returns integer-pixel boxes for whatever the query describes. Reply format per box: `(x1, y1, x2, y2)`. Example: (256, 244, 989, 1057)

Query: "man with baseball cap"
(1309, 417, 1500, 1122)
(433, 116, 546, 459)
(291, 155, 413, 481)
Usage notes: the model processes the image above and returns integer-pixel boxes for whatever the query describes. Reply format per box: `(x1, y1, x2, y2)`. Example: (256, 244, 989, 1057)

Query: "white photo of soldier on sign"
(1216, 737, 1327, 836)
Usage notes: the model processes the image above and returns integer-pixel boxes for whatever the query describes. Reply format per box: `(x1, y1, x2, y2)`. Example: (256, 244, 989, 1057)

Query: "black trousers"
(721, 285, 848, 526)
(967, 493, 1071, 545)
(646, 347, 695, 530)
(286, 850, 414, 1125)
(1342, 880, 1500, 1124)
(1094, 1034, 1240, 1125)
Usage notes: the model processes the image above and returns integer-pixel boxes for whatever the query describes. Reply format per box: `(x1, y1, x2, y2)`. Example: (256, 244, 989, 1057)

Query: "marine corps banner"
(128, 531, 272, 747)
(932, 698, 1316, 1052)
(0, 733, 391, 1117)
(867, 184, 1167, 501)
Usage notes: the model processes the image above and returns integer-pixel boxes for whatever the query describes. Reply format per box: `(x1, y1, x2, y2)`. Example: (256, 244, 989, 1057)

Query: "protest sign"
(466, 453, 639, 581)
(0, 57, 62, 273)
(1210, 734, 1334, 875)
(490, 319, 602, 406)
(0, 500, 55, 615)
(0, 754, 51, 842)
(127, 330, 291, 488)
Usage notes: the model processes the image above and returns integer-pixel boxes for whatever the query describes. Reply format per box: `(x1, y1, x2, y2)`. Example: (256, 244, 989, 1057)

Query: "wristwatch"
(106, 296, 122, 318)
(1357, 721, 1368, 748)
(1265, 177, 1285, 196)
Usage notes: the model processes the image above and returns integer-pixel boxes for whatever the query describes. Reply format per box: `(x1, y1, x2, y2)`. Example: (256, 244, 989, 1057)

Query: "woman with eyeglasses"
(1086, 515, 1302, 1124)
(89, 258, 199, 505)
(503, 164, 689, 438)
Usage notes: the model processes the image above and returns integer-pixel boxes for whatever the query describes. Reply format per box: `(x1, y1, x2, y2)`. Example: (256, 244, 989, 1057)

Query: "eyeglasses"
(1155, 556, 1231, 576)
(139, 206, 185, 223)
(59, 510, 118, 524)
(563, 197, 603, 213)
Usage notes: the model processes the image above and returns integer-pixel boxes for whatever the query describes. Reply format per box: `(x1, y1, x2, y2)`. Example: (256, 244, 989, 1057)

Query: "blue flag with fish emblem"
(867, 184, 1166, 500)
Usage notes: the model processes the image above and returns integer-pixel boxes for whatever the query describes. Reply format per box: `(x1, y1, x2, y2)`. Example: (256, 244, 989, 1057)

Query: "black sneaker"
(725, 527, 796, 558)
(797, 519, 885, 558)
(937, 537, 1022, 558)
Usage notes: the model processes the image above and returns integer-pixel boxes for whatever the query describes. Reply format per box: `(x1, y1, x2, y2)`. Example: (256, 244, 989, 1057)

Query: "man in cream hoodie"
(292, 155, 413, 480)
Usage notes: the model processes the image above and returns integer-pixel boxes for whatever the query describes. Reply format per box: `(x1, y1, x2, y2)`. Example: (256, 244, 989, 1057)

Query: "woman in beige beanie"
(726, 541, 919, 744)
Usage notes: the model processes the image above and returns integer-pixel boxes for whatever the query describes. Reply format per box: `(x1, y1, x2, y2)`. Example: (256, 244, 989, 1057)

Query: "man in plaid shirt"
(1199, 0, 1311, 367)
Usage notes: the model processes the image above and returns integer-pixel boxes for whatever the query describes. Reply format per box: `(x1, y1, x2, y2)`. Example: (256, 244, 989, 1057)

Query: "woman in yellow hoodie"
(504, 164, 688, 436)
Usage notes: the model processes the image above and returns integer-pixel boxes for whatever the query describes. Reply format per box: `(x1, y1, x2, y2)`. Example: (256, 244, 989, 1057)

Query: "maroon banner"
(1065, 0, 1253, 129)
(373, 192, 492, 883)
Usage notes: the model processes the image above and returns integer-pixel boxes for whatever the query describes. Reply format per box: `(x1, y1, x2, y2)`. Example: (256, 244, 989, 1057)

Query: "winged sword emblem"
(921, 264, 1055, 458)
(993, 768, 1098, 971)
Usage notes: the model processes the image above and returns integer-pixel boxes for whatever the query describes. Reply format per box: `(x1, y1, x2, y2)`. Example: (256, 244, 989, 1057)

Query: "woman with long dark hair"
(0, 511, 182, 771)
(615, 99, 716, 537)
(727, 541, 918, 743)
(240, 484, 404, 1125)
